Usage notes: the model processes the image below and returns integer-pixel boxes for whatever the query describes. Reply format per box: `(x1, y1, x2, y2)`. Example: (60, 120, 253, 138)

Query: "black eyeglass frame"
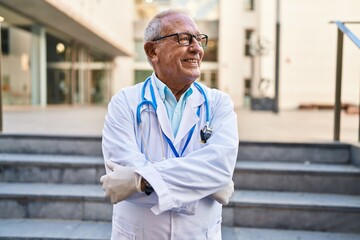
(152, 32, 208, 47)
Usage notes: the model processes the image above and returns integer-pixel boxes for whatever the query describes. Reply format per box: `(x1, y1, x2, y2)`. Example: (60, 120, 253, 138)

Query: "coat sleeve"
(102, 89, 167, 207)
(102, 90, 147, 169)
(135, 91, 239, 215)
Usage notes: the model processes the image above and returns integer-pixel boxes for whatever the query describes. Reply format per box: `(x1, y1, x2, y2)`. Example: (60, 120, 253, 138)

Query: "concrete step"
(1, 184, 360, 233)
(222, 226, 360, 240)
(0, 153, 105, 184)
(234, 161, 360, 194)
(238, 141, 351, 164)
(0, 183, 112, 221)
(0, 134, 102, 156)
(0, 219, 359, 240)
(0, 219, 111, 240)
(223, 190, 360, 233)
(0, 135, 352, 163)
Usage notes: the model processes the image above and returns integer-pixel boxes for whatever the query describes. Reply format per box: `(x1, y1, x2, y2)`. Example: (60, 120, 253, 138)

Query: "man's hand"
(210, 180, 234, 205)
(100, 160, 142, 204)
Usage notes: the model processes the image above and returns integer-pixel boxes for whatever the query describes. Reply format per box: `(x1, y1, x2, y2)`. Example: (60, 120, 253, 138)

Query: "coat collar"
(142, 74, 205, 145)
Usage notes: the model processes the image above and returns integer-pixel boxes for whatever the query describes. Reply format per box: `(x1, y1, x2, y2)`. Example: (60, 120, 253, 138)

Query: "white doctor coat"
(102, 74, 239, 240)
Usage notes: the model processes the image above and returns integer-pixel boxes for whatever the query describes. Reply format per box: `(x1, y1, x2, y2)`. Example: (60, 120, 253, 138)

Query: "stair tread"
(222, 226, 360, 240)
(0, 219, 111, 240)
(0, 183, 104, 199)
(0, 153, 103, 166)
(1, 183, 359, 210)
(0, 219, 359, 240)
(236, 161, 360, 174)
(230, 190, 360, 210)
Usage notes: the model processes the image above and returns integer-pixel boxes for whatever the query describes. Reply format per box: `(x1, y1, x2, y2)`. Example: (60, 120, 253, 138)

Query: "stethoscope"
(136, 77, 212, 161)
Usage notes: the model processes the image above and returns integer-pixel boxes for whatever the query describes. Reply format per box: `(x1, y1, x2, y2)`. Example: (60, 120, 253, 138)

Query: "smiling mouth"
(183, 59, 198, 64)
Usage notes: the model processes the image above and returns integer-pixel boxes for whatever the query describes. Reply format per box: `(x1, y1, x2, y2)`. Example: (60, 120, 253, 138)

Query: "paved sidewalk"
(2, 105, 107, 137)
(236, 107, 359, 144)
(1, 105, 359, 144)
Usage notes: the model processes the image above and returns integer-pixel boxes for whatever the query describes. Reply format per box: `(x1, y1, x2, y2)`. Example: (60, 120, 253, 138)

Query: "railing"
(0, 16, 4, 132)
(331, 21, 360, 142)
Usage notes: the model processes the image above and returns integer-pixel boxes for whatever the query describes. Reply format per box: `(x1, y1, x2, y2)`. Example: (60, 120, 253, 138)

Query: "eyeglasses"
(152, 32, 208, 47)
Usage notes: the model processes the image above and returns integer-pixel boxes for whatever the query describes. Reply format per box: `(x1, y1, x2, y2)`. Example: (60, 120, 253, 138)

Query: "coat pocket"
(112, 220, 136, 240)
(206, 218, 222, 240)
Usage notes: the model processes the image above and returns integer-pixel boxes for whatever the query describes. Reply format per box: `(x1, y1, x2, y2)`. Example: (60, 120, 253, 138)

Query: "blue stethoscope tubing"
(136, 77, 210, 158)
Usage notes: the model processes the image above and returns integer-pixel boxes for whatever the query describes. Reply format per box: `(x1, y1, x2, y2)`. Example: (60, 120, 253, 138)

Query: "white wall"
(218, 0, 248, 109)
(279, 0, 360, 109)
(220, 0, 360, 110)
(2, 27, 32, 103)
(258, 0, 276, 98)
(112, 57, 135, 94)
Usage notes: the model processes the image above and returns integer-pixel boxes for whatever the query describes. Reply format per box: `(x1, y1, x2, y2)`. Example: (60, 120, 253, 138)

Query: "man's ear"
(144, 42, 158, 63)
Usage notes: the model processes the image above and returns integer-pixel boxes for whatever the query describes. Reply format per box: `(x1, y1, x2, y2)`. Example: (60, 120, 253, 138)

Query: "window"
(244, 78, 252, 108)
(203, 39, 218, 62)
(244, 0, 255, 11)
(244, 29, 254, 56)
(135, 40, 148, 62)
(1, 28, 9, 55)
(135, 70, 153, 84)
(244, 78, 251, 97)
(199, 70, 218, 89)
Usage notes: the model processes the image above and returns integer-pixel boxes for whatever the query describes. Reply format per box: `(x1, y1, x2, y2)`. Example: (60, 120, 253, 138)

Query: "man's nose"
(189, 38, 203, 52)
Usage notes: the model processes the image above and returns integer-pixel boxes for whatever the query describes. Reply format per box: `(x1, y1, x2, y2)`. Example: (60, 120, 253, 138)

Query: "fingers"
(99, 175, 113, 202)
(100, 160, 116, 183)
(100, 162, 121, 204)
(105, 160, 117, 171)
(230, 180, 234, 188)
(99, 173, 121, 204)
(110, 196, 118, 204)
(99, 175, 105, 184)
(100, 163, 137, 205)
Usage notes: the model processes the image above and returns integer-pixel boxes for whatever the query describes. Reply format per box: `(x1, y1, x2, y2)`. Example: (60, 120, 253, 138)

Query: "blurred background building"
(1, 2, 360, 239)
(0, 0, 359, 110)
(0, 0, 134, 107)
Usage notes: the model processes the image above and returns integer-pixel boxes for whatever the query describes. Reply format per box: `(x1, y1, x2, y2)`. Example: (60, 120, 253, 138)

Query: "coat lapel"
(143, 77, 174, 142)
(173, 85, 204, 145)
(142, 77, 206, 147)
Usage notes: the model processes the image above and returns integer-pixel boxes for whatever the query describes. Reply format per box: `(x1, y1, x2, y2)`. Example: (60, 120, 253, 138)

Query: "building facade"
(1, 0, 359, 111)
(133, 0, 360, 110)
(0, 0, 134, 106)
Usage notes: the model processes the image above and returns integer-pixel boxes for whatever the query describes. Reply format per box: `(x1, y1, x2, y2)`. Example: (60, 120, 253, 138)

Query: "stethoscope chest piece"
(200, 125, 212, 143)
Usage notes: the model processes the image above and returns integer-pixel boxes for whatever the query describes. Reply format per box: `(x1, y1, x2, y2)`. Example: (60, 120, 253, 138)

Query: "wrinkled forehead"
(161, 13, 200, 35)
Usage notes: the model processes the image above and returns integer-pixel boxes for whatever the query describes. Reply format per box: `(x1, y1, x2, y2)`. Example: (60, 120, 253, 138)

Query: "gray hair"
(144, 9, 191, 42)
